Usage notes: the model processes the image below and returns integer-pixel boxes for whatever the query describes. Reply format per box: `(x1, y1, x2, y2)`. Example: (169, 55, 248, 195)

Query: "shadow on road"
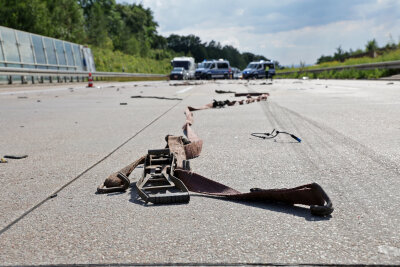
(125, 185, 331, 221)
(190, 194, 332, 221)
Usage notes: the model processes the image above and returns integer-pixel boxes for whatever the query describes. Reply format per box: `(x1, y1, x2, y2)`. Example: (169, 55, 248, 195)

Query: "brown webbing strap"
(98, 92, 334, 215)
(167, 137, 333, 216)
(97, 155, 146, 193)
(235, 92, 270, 97)
(174, 169, 325, 206)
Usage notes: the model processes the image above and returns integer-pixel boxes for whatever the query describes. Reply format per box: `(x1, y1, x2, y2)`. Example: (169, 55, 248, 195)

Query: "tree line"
(0, 0, 267, 69)
(166, 34, 267, 69)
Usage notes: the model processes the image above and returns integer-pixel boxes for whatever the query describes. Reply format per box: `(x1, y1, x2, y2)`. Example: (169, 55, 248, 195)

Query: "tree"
(385, 34, 396, 50)
(86, 2, 113, 49)
(0, 0, 86, 43)
(333, 46, 346, 62)
(316, 55, 334, 64)
(365, 39, 378, 53)
(0, 0, 51, 36)
(45, 0, 86, 43)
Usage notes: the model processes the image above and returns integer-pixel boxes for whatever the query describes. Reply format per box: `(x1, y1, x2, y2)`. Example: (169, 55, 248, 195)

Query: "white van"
(171, 57, 196, 79)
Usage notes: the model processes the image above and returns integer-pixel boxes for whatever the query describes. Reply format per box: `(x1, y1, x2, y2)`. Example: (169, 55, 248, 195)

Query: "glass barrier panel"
(55, 40, 67, 66)
(8, 63, 21, 68)
(10, 76, 22, 82)
(0, 34, 4, 61)
(17, 31, 34, 64)
(2, 28, 20, 62)
(73, 44, 83, 70)
(6, 63, 22, 83)
(32, 35, 46, 64)
(23, 64, 35, 69)
(44, 38, 57, 65)
(0, 76, 7, 84)
(64, 42, 75, 67)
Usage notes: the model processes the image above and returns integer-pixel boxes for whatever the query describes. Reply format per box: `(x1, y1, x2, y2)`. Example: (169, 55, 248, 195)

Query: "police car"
(242, 60, 275, 79)
(195, 59, 232, 79)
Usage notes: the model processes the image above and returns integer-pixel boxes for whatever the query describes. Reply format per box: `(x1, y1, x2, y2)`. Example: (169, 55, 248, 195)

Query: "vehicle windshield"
(203, 62, 212, 68)
(172, 61, 189, 70)
(172, 67, 184, 71)
(246, 63, 258, 69)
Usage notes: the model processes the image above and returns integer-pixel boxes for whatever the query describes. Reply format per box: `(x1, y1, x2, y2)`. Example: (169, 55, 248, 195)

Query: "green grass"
(276, 68, 400, 80)
(92, 47, 173, 74)
(277, 48, 400, 77)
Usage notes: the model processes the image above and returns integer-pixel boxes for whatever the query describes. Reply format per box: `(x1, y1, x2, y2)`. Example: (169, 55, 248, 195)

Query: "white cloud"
(235, 8, 245, 16)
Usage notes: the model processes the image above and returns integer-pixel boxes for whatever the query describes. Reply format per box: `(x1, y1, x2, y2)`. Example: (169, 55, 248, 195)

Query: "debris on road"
(0, 158, 8, 163)
(260, 82, 273, 85)
(97, 156, 145, 194)
(131, 95, 182, 100)
(4, 154, 28, 159)
(215, 89, 236, 94)
(120, 102, 127, 105)
(97, 92, 333, 216)
(169, 81, 203, 86)
(234, 92, 270, 97)
(215, 90, 270, 98)
(251, 129, 302, 143)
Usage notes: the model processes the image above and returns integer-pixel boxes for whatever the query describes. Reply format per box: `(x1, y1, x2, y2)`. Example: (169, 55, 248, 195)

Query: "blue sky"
(117, 0, 400, 66)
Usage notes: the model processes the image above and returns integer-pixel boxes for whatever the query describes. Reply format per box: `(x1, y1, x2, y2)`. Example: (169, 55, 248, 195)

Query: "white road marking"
(176, 86, 193, 94)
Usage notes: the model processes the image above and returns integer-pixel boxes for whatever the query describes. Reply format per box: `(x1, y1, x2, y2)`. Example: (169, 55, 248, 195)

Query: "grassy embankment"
(277, 48, 400, 79)
(91, 47, 172, 81)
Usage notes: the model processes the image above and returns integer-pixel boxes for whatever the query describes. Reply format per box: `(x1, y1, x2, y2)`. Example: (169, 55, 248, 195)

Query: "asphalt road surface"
(0, 79, 399, 266)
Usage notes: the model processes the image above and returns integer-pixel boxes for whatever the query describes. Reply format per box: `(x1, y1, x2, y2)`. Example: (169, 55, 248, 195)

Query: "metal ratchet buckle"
(136, 148, 190, 204)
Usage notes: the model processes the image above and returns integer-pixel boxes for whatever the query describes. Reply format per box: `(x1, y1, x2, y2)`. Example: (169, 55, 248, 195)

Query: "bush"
(92, 47, 172, 74)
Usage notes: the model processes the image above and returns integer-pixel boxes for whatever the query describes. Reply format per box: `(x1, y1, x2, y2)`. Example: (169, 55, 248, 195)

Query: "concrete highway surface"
(0, 79, 399, 266)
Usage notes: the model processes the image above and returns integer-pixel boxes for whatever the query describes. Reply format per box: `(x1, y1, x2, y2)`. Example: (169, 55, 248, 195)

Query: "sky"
(117, 0, 400, 66)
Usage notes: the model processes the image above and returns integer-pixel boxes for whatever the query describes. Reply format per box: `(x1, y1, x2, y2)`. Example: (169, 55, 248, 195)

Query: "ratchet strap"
(97, 94, 334, 216)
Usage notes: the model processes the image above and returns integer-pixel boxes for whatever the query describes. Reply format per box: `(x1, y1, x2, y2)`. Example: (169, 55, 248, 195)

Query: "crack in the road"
(0, 91, 194, 237)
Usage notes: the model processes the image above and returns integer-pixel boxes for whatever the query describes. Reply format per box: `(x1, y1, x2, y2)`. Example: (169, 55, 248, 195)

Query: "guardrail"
(276, 60, 400, 75)
(0, 67, 167, 84)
